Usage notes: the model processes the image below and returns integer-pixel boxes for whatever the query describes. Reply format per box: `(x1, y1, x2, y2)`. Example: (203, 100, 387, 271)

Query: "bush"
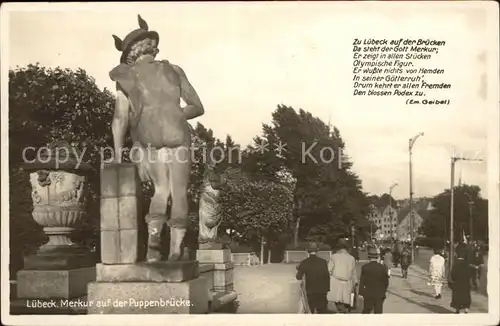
(229, 243, 254, 253)
(9, 65, 115, 276)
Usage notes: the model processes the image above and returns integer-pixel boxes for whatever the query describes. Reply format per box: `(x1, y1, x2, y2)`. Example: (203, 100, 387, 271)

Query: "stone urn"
(22, 141, 93, 268)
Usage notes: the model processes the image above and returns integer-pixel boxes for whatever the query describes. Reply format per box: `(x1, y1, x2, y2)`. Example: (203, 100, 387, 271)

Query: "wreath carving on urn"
(29, 140, 88, 205)
(36, 170, 51, 187)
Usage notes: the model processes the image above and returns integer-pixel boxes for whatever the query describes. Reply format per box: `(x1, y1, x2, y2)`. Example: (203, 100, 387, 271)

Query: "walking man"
(382, 248, 393, 278)
(392, 242, 401, 267)
(400, 245, 411, 278)
(296, 243, 330, 313)
(359, 245, 389, 314)
(470, 242, 483, 291)
(328, 239, 357, 313)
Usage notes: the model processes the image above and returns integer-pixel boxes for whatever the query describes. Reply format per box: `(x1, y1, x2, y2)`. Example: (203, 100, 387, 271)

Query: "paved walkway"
(234, 263, 301, 313)
(233, 263, 489, 314)
(390, 264, 489, 313)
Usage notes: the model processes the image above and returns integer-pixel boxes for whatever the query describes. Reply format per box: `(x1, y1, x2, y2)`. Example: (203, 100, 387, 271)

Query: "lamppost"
(449, 152, 483, 275)
(351, 225, 355, 248)
(464, 192, 474, 242)
(389, 182, 398, 241)
(409, 132, 424, 260)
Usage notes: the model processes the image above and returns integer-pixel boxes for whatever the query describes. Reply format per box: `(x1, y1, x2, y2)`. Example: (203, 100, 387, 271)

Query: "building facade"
(367, 203, 398, 240)
(367, 197, 433, 242)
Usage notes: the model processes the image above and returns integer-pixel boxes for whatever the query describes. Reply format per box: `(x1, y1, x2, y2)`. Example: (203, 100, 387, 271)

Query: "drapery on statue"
(198, 160, 226, 244)
(110, 15, 204, 262)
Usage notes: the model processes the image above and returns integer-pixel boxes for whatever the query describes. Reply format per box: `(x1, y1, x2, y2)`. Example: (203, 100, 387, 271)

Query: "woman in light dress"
(327, 239, 357, 313)
(428, 248, 446, 299)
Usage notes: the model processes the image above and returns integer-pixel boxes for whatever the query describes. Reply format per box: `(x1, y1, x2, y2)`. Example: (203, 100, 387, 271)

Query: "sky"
(5, 2, 496, 199)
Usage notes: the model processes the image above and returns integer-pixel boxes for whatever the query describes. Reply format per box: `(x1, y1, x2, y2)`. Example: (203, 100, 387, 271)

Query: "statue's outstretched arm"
(172, 65, 205, 120)
(112, 85, 130, 159)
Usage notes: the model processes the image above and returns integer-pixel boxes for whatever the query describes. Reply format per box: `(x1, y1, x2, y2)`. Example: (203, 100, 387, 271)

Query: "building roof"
(396, 206, 429, 224)
(397, 207, 411, 224)
(371, 197, 433, 224)
(417, 208, 430, 221)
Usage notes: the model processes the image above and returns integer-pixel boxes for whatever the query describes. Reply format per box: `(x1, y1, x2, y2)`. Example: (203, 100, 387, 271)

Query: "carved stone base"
(96, 261, 199, 283)
(87, 277, 209, 314)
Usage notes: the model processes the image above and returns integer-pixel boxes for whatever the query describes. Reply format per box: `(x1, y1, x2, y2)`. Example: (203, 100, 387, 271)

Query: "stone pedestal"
(88, 261, 208, 314)
(17, 267, 96, 299)
(100, 163, 143, 264)
(213, 262, 234, 292)
(197, 248, 237, 311)
(90, 164, 209, 314)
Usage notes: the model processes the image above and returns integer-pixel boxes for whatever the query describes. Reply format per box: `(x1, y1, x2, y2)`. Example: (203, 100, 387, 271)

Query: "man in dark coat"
(400, 245, 412, 278)
(470, 243, 484, 291)
(475, 245, 485, 278)
(296, 243, 330, 313)
(392, 243, 401, 267)
(359, 245, 389, 313)
(456, 240, 467, 260)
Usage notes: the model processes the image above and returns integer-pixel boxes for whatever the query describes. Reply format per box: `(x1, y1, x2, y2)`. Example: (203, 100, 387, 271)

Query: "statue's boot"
(168, 227, 186, 261)
(147, 218, 165, 262)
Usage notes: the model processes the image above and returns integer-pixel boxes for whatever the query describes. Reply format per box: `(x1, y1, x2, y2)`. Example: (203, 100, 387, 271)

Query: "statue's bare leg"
(144, 149, 171, 262)
(166, 145, 190, 261)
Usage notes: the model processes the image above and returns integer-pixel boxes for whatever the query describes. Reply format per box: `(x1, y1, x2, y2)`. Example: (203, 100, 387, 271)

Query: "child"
(429, 248, 446, 299)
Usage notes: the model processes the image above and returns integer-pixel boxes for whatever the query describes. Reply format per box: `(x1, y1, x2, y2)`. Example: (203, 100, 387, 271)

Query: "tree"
(420, 184, 488, 242)
(219, 167, 294, 253)
(369, 193, 397, 208)
(9, 64, 115, 276)
(9, 64, 248, 264)
(242, 104, 370, 246)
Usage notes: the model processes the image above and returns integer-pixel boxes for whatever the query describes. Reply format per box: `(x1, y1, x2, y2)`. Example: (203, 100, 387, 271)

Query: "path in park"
(233, 261, 488, 313)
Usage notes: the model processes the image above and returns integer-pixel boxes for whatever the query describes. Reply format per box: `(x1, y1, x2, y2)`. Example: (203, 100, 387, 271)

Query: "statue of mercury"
(109, 15, 204, 262)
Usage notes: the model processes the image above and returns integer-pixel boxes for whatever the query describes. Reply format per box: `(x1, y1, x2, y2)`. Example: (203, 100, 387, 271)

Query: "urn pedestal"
(197, 246, 237, 311)
(15, 144, 96, 307)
